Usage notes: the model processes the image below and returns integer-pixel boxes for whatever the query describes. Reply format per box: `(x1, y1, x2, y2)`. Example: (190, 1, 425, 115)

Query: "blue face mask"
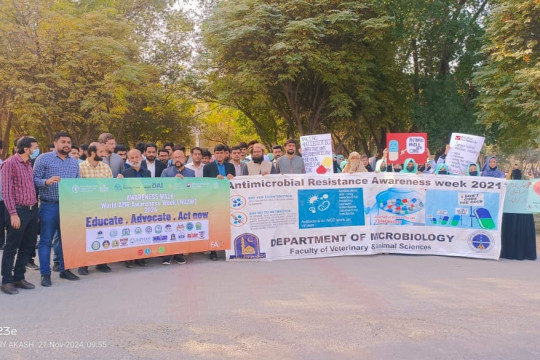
(30, 148, 40, 160)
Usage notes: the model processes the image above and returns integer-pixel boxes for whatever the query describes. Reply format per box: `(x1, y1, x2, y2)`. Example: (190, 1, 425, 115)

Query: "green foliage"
(474, 0, 540, 152)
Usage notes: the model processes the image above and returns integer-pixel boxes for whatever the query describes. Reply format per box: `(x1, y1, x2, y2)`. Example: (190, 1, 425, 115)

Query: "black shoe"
(96, 264, 111, 273)
(134, 259, 147, 267)
(173, 255, 187, 265)
(1, 283, 19, 295)
(78, 266, 89, 275)
(210, 251, 218, 261)
(52, 262, 60, 272)
(125, 260, 134, 268)
(41, 275, 52, 287)
(60, 270, 80, 281)
(26, 259, 39, 270)
(14, 279, 35, 289)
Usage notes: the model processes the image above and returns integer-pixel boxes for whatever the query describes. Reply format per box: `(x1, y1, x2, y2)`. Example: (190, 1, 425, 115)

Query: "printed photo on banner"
(386, 133, 427, 165)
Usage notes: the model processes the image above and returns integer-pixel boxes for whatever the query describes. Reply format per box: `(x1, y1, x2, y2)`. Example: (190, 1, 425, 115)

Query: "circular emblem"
(144, 248, 151, 255)
(155, 225, 162, 234)
(91, 241, 100, 250)
(135, 227, 142, 234)
(468, 232, 492, 252)
(186, 222, 194, 231)
(72, 185, 80, 193)
(145, 226, 153, 234)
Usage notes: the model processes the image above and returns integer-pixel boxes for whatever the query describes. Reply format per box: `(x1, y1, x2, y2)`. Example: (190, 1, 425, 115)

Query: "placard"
(446, 133, 485, 175)
(300, 133, 333, 174)
(386, 133, 427, 165)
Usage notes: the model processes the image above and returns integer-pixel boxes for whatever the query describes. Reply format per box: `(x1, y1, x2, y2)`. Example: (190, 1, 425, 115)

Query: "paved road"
(1, 249, 539, 360)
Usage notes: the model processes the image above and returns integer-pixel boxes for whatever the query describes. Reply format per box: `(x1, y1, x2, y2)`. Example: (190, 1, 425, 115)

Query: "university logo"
(114, 184, 123, 192)
(72, 185, 80, 193)
(468, 232, 492, 252)
(91, 241, 100, 251)
(229, 233, 266, 259)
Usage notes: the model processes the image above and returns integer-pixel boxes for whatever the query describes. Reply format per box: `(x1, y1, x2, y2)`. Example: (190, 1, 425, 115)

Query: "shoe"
(162, 257, 171, 265)
(210, 251, 218, 261)
(78, 266, 89, 275)
(96, 264, 111, 273)
(173, 255, 186, 265)
(26, 259, 39, 270)
(41, 275, 52, 287)
(59, 270, 80, 281)
(13, 279, 35, 289)
(125, 260, 134, 268)
(135, 259, 147, 267)
(52, 262, 60, 272)
(1, 283, 19, 295)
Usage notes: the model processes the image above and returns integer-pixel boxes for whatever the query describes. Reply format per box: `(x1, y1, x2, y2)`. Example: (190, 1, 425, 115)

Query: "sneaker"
(161, 257, 171, 265)
(173, 255, 186, 265)
(52, 262, 60, 272)
(59, 270, 80, 281)
(95, 264, 112, 273)
(26, 259, 39, 270)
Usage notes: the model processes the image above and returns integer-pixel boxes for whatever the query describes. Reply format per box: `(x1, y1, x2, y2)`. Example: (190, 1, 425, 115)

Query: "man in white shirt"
(185, 147, 205, 177)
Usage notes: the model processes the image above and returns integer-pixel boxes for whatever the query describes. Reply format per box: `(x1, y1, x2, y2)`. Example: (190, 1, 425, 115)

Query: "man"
(34, 131, 81, 286)
(118, 149, 151, 267)
(276, 139, 306, 174)
(1, 137, 39, 294)
(238, 142, 248, 163)
(142, 143, 166, 177)
(114, 144, 128, 162)
(98, 133, 123, 178)
(77, 142, 113, 275)
(229, 146, 247, 177)
(243, 144, 278, 175)
(201, 150, 212, 165)
(224, 145, 231, 163)
(160, 149, 195, 265)
(186, 147, 205, 177)
(0, 140, 5, 250)
(69, 145, 82, 163)
(203, 144, 235, 261)
(361, 155, 374, 172)
(272, 145, 283, 164)
(158, 148, 169, 164)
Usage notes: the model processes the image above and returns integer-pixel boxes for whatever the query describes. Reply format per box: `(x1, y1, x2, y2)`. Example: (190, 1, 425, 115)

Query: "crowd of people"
(0, 131, 532, 295)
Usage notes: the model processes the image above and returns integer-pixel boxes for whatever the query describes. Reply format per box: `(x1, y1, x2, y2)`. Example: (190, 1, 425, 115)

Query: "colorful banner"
(503, 180, 532, 214)
(59, 178, 230, 268)
(446, 133, 485, 175)
(226, 174, 506, 261)
(386, 133, 428, 165)
(300, 133, 333, 174)
(527, 179, 540, 213)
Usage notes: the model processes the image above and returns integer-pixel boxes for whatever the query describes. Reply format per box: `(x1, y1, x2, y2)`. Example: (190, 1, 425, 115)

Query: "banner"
(386, 133, 427, 165)
(300, 133, 333, 174)
(503, 180, 532, 214)
(446, 133, 485, 175)
(527, 179, 540, 213)
(226, 173, 506, 261)
(59, 178, 230, 268)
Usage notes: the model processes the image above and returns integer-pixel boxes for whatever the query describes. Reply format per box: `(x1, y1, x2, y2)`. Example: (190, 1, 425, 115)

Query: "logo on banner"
(91, 241, 100, 251)
(468, 232, 492, 252)
(72, 185, 80, 193)
(231, 196, 246, 209)
(229, 233, 266, 259)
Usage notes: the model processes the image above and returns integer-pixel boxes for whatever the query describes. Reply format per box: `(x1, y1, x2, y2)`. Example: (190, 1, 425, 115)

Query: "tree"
(474, 0, 540, 152)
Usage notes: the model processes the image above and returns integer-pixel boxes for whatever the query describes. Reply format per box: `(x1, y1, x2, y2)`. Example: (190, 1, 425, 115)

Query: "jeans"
(38, 202, 65, 274)
(0, 201, 6, 247)
(52, 231, 60, 263)
(1, 206, 39, 284)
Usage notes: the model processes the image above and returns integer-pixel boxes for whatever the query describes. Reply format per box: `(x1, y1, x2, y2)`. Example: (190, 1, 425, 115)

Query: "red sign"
(386, 133, 428, 165)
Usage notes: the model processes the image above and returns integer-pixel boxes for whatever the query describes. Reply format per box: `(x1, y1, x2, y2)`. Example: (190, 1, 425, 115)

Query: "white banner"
(446, 133, 485, 175)
(300, 133, 333, 174)
(226, 173, 506, 261)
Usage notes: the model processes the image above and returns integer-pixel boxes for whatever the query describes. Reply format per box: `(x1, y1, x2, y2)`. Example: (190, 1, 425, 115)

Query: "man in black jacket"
(142, 143, 167, 177)
(203, 144, 235, 260)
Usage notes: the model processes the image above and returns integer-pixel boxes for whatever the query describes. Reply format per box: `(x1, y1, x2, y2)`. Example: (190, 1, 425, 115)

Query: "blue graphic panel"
(298, 188, 365, 229)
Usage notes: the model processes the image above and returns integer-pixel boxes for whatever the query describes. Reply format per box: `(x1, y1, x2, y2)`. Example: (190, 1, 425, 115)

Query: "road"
(1, 249, 539, 360)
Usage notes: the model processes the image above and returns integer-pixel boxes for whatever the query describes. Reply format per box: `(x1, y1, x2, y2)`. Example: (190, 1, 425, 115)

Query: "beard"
(58, 147, 70, 156)
(146, 155, 156, 162)
(252, 156, 263, 164)
(286, 149, 295, 155)
(131, 161, 141, 168)
(175, 161, 184, 169)
(94, 155, 103, 162)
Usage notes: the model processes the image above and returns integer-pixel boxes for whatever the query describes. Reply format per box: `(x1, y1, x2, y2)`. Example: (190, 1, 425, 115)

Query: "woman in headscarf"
(375, 158, 392, 173)
(467, 163, 480, 176)
(400, 158, 418, 174)
(434, 163, 451, 175)
(481, 156, 505, 178)
(342, 152, 367, 173)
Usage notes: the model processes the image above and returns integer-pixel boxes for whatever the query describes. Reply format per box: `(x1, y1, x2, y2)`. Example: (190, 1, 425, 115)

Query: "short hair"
(54, 131, 72, 142)
(114, 144, 127, 153)
(247, 140, 258, 147)
(361, 155, 369, 160)
(202, 150, 212, 158)
(81, 144, 89, 151)
(223, 145, 231, 152)
(87, 142, 100, 156)
(71, 144, 80, 152)
(145, 143, 158, 152)
(238, 142, 248, 149)
(214, 144, 226, 152)
(97, 133, 115, 143)
(16, 137, 37, 154)
(230, 145, 241, 151)
(163, 142, 174, 148)
(158, 148, 169, 155)
(284, 139, 297, 146)
(135, 142, 146, 153)
(48, 143, 54, 149)
(191, 146, 203, 155)
(172, 144, 185, 152)
(272, 145, 283, 151)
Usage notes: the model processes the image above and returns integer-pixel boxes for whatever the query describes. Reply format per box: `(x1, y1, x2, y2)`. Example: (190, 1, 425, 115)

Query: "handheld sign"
(300, 134, 333, 174)
(446, 133, 485, 175)
(386, 133, 427, 165)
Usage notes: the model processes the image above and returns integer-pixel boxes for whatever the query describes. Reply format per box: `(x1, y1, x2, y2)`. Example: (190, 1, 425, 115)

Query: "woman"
(342, 152, 367, 173)
(400, 158, 418, 174)
(482, 156, 536, 260)
(434, 163, 451, 175)
(481, 156, 505, 178)
(467, 163, 480, 176)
